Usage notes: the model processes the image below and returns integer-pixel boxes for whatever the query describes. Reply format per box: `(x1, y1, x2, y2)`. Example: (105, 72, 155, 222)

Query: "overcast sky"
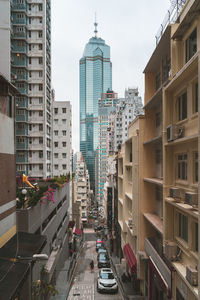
(52, 0, 171, 152)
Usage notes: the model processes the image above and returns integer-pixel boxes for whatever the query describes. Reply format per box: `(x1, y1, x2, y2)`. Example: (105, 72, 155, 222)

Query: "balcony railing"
(145, 237, 171, 290)
(155, 0, 187, 45)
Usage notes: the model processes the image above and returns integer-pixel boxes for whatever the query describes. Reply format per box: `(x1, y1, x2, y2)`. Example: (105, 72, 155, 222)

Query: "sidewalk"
(105, 240, 144, 300)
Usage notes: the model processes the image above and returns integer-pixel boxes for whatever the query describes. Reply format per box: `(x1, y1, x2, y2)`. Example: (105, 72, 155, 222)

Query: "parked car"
(97, 253, 110, 268)
(96, 242, 105, 252)
(97, 248, 108, 255)
(97, 268, 118, 293)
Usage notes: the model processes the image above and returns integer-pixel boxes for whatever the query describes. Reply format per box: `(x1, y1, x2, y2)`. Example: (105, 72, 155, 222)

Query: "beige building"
(118, 1, 200, 299)
(163, 1, 200, 299)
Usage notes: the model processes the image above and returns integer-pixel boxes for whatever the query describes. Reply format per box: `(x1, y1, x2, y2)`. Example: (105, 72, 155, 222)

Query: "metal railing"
(155, 0, 187, 45)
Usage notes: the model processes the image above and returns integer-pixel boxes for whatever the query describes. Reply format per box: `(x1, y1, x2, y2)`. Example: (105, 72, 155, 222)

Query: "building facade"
(52, 101, 72, 177)
(11, 0, 52, 178)
(113, 88, 143, 152)
(97, 90, 118, 206)
(75, 152, 91, 225)
(79, 25, 112, 191)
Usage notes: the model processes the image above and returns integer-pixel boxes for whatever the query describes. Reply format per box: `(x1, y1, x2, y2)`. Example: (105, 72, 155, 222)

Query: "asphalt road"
(68, 228, 123, 300)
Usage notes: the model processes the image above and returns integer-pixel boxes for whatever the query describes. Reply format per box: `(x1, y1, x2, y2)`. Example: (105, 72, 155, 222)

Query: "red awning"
(123, 243, 137, 273)
(74, 228, 82, 236)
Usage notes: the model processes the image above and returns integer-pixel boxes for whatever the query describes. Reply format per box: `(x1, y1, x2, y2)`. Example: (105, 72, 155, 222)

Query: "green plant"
(32, 265, 58, 300)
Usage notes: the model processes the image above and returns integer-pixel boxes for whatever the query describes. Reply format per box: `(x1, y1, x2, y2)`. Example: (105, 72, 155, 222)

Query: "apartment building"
(76, 152, 91, 225)
(52, 101, 72, 176)
(97, 90, 118, 207)
(117, 1, 200, 299)
(11, 0, 52, 178)
(163, 1, 200, 299)
(114, 88, 143, 152)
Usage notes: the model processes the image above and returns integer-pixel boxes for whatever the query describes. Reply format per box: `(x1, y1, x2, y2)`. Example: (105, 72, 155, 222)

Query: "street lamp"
(21, 188, 27, 209)
(17, 254, 48, 261)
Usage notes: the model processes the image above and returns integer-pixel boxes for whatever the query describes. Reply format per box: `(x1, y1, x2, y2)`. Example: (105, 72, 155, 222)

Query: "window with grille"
(177, 154, 187, 180)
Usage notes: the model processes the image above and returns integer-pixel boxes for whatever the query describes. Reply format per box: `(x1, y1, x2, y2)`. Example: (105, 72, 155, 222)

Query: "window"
(39, 84, 43, 91)
(39, 124, 43, 131)
(62, 142, 66, 147)
(39, 111, 43, 116)
(54, 164, 58, 170)
(62, 108, 66, 113)
(62, 130, 66, 136)
(29, 84, 32, 91)
(185, 28, 197, 62)
(155, 149, 162, 164)
(29, 164, 32, 171)
(54, 142, 58, 147)
(155, 112, 161, 128)
(39, 151, 43, 158)
(178, 92, 187, 121)
(39, 164, 43, 170)
(39, 44, 43, 50)
(62, 153, 66, 158)
(54, 108, 58, 114)
(39, 137, 43, 144)
(177, 154, 187, 180)
(54, 119, 58, 124)
(39, 57, 43, 64)
(178, 212, 188, 242)
(62, 164, 66, 170)
(62, 119, 66, 124)
(194, 222, 198, 252)
(38, 31, 42, 38)
(29, 44, 31, 51)
(155, 72, 161, 90)
(29, 31, 31, 38)
(54, 153, 58, 158)
(39, 18, 42, 24)
(39, 71, 43, 77)
(29, 124, 32, 131)
(39, 97, 43, 104)
(194, 82, 198, 113)
(39, 4, 43, 11)
(194, 152, 198, 183)
(54, 130, 58, 136)
(29, 57, 32, 64)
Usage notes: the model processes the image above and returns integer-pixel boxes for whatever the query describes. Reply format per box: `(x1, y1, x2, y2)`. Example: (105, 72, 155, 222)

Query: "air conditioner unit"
(169, 187, 181, 201)
(186, 265, 198, 286)
(185, 192, 198, 208)
(167, 124, 176, 142)
(167, 125, 184, 142)
(164, 241, 179, 261)
(128, 218, 132, 228)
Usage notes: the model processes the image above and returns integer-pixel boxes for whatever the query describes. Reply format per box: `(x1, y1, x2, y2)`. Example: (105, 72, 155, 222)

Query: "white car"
(97, 268, 118, 293)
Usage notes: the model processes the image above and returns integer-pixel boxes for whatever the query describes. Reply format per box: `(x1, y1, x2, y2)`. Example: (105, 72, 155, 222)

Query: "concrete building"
(113, 88, 143, 152)
(52, 101, 72, 177)
(11, 0, 52, 178)
(163, 1, 200, 299)
(117, 1, 200, 300)
(76, 152, 91, 225)
(97, 90, 118, 207)
(79, 23, 112, 191)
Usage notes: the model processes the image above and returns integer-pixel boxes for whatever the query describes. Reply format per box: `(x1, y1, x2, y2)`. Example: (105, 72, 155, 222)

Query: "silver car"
(97, 268, 118, 293)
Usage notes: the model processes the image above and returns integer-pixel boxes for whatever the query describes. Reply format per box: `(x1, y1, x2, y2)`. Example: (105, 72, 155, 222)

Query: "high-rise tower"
(79, 22, 112, 191)
(11, 0, 52, 178)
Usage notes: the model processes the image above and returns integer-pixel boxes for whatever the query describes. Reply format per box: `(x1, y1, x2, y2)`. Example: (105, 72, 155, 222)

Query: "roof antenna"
(94, 12, 98, 38)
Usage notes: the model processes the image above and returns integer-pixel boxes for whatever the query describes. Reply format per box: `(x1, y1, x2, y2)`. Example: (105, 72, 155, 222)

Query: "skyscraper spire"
(94, 12, 98, 38)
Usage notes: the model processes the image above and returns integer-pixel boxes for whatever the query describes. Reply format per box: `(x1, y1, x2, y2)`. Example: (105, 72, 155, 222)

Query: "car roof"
(100, 268, 113, 273)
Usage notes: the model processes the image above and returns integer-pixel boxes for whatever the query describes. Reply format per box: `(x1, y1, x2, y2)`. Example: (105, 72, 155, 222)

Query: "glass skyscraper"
(80, 26, 112, 191)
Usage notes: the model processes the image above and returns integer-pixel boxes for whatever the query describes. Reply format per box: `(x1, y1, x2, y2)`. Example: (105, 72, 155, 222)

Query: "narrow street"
(68, 228, 123, 300)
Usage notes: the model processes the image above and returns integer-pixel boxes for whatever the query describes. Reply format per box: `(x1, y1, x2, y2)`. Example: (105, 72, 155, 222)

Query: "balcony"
(16, 128, 28, 136)
(143, 213, 163, 234)
(143, 177, 163, 186)
(12, 3, 27, 10)
(12, 44, 27, 54)
(145, 237, 171, 290)
(16, 141, 28, 150)
(13, 31, 27, 39)
(16, 114, 28, 122)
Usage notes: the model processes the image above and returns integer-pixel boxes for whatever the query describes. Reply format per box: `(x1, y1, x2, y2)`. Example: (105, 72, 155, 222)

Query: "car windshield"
(100, 272, 114, 279)
(99, 254, 108, 260)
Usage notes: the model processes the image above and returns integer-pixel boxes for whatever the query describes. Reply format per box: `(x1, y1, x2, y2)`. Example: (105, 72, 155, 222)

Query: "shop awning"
(123, 243, 137, 273)
(74, 228, 82, 236)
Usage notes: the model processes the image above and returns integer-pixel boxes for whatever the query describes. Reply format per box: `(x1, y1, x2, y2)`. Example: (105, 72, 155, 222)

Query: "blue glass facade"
(80, 36, 112, 191)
